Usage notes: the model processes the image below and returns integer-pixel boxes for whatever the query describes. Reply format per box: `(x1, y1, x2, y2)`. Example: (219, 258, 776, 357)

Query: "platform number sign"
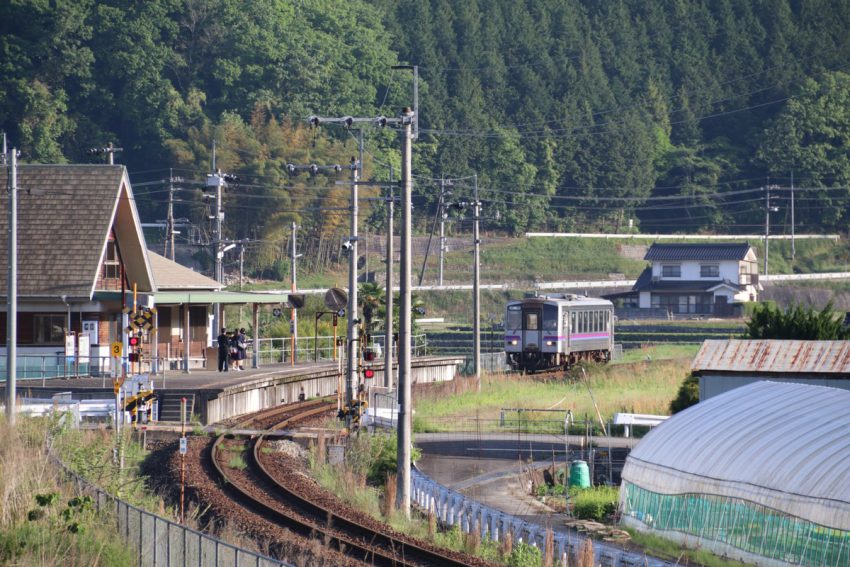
(111, 341, 122, 357)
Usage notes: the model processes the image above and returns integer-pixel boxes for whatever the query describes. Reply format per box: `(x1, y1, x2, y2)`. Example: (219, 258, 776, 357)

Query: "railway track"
(210, 400, 492, 567)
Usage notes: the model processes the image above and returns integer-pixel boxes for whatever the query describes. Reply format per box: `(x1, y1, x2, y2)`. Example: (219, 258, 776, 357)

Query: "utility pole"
(472, 174, 481, 385)
(165, 170, 176, 260)
(398, 107, 414, 518)
(6, 148, 17, 425)
(790, 171, 796, 261)
(385, 167, 394, 389)
(346, 154, 359, 409)
(290, 222, 298, 365)
(307, 104, 415, 517)
(88, 142, 123, 165)
(438, 177, 449, 286)
(208, 170, 225, 333)
(764, 184, 779, 276)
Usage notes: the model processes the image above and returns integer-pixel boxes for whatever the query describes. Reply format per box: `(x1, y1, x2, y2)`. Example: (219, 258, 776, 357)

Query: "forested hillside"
(2, 0, 850, 273)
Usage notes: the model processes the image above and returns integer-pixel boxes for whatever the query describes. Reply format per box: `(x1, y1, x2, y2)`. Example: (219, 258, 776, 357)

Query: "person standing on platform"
(230, 329, 240, 371)
(237, 328, 247, 371)
(217, 328, 229, 372)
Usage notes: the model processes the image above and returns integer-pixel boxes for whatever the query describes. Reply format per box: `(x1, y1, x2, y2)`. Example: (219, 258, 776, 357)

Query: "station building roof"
(621, 381, 850, 530)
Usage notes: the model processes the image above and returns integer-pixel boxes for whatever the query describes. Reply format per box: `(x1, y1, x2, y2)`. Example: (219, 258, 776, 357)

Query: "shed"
(691, 339, 850, 400)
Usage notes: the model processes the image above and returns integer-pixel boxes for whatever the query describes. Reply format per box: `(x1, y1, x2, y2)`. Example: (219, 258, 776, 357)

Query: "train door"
(522, 306, 542, 350)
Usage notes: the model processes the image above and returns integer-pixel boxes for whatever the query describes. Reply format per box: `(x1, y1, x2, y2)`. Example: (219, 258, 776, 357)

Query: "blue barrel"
(569, 460, 590, 489)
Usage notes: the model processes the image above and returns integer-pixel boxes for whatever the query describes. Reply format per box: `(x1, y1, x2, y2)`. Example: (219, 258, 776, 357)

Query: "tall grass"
(0, 416, 134, 566)
(414, 359, 690, 432)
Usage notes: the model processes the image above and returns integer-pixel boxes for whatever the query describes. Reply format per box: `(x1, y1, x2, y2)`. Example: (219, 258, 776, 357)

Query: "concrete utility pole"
(472, 174, 481, 384)
(438, 177, 452, 286)
(346, 155, 360, 408)
(165, 170, 176, 261)
(6, 148, 17, 425)
(763, 184, 779, 276)
(790, 171, 796, 261)
(385, 167, 394, 389)
(208, 170, 225, 334)
(398, 107, 414, 517)
(290, 222, 299, 365)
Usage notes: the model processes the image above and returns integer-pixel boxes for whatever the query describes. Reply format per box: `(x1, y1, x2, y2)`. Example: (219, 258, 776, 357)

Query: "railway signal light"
(128, 335, 140, 347)
(363, 349, 376, 362)
(364, 368, 375, 379)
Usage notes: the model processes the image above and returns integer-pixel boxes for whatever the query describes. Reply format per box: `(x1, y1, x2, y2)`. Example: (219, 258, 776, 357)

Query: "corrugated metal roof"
(644, 242, 752, 261)
(692, 339, 850, 374)
(621, 381, 850, 530)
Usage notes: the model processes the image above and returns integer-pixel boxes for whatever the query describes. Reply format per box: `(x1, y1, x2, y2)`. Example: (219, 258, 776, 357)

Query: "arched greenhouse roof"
(622, 381, 850, 531)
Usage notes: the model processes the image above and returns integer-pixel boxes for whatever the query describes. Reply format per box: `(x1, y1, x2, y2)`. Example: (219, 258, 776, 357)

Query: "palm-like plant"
(358, 281, 385, 335)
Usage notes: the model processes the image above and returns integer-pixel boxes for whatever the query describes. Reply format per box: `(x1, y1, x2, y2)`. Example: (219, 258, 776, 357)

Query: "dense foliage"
(745, 301, 849, 339)
(3, 0, 850, 274)
(670, 373, 700, 414)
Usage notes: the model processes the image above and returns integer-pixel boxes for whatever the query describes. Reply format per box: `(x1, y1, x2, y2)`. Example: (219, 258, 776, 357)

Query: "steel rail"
(212, 401, 485, 567)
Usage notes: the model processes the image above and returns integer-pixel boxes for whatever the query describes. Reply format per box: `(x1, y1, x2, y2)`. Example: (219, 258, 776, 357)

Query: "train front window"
(543, 305, 558, 331)
(525, 312, 539, 330)
(507, 306, 522, 329)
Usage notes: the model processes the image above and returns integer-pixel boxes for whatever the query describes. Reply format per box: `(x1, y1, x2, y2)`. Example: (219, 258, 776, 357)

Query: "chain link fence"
(55, 458, 293, 567)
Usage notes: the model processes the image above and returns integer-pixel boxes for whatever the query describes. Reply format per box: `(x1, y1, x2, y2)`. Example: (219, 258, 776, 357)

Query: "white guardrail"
(411, 467, 674, 567)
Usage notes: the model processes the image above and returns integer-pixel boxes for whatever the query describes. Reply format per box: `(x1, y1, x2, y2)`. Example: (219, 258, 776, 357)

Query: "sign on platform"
(179, 437, 187, 455)
(78, 335, 90, 364)
(111, 341, 123, 357)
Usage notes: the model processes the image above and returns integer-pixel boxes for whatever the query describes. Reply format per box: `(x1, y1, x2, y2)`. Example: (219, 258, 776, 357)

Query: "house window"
(700, 264, 720, 278)
(33, 314, 65, 344)
(661, 265, 681, 278)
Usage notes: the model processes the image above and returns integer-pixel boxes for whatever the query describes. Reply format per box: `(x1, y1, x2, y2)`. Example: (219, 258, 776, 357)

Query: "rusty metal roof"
(691, 339, 850, 374)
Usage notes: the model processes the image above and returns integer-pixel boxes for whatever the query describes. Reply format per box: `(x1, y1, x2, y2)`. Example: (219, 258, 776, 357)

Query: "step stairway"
(156, 391, 195, 424)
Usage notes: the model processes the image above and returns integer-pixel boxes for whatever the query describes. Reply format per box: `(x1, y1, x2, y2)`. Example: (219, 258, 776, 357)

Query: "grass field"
(413, 355, 692, 432)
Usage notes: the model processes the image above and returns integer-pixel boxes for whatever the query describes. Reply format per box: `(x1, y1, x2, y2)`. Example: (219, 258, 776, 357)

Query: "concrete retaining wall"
(206, 357, 463, 424)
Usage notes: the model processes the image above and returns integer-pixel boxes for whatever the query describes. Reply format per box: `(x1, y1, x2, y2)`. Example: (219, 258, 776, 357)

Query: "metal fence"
(252, 333, 429, 365)
(55, 458, 293, 567)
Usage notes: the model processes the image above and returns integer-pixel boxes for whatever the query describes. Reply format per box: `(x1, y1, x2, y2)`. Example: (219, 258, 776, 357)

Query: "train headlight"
(546, 341, 555, 346)
(510, 340, 518, 345)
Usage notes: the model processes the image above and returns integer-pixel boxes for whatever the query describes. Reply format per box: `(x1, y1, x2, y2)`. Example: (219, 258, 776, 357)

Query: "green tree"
(757, 71, 850, 230)
(745, 302, 849, 340)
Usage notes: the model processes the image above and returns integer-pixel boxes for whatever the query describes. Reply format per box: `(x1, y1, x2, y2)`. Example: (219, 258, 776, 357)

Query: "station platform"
(5, 356, 464, 425)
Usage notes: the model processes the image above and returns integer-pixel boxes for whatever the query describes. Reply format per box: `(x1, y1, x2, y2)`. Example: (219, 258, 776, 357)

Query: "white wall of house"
(651, 259, 741, 281)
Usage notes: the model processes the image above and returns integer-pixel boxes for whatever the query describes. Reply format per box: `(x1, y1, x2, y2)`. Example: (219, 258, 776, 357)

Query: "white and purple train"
(505, 294, 614, 372)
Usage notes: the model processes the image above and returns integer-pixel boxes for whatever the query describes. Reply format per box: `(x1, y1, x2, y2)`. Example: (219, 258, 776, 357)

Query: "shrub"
(508, 541, 542, 567)
(571, 486, 618, 522)
(670, 373, 699, 414)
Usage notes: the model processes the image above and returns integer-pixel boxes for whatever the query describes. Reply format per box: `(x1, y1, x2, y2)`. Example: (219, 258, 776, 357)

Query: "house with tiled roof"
(629, 243, 760, 316)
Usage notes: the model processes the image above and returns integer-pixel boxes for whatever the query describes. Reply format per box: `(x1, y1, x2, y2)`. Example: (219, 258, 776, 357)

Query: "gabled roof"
(148, 251, 222, 291)
(630, 267, 742, 293)
(0, 164, 154, 300)
(644, 242, 752, 262)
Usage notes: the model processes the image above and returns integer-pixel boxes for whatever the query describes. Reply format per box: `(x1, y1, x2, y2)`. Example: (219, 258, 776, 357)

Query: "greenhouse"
(620, 381, 850, 567)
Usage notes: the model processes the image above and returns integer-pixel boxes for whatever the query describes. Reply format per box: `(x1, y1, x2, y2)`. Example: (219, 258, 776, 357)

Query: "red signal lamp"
(128, 336, 140, 347)
(364, 368, 375, 379)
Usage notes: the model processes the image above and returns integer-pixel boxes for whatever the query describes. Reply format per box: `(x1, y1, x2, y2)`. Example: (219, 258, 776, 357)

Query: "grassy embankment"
(0, 417, 134, 566)
(413, 351, 694, 433)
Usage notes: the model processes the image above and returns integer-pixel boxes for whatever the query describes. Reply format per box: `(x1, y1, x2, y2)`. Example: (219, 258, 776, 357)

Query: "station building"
(620, 381, 850, 566)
